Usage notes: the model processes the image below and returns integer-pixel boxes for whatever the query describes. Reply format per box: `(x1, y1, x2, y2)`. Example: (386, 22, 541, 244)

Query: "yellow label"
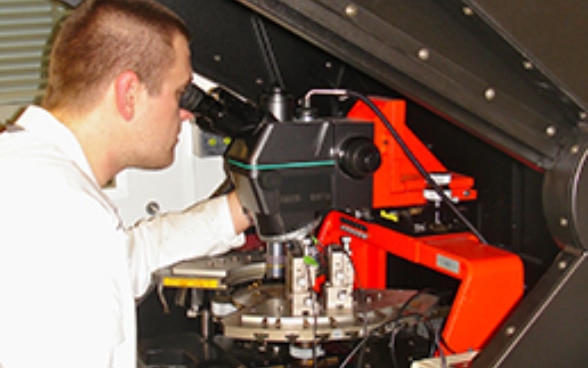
(162, 277, 220, 289)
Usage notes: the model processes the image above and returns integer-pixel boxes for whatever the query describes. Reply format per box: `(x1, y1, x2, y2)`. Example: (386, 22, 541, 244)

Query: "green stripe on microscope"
(227, 158, 335, 170)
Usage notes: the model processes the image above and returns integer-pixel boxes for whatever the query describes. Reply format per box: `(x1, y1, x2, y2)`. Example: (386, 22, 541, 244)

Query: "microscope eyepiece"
(179, 83, 265, 138)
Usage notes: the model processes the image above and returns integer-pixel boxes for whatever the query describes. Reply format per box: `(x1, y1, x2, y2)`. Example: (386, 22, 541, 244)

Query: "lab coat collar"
(16, 105, 99, 187)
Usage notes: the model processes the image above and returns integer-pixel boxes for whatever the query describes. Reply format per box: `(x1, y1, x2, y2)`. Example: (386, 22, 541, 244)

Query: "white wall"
(105, 121, 226, 226)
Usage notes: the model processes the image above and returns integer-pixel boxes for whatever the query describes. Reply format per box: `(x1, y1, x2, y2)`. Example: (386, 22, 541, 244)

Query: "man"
(0, 0, 251, 367)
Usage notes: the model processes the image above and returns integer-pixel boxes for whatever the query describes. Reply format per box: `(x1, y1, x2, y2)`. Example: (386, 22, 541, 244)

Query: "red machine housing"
(347, 98, 478, 208)
(317, 98, 524, 353)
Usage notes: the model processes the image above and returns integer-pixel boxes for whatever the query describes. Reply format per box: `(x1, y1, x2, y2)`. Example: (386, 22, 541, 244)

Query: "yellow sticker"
(162, 277, 220, 289)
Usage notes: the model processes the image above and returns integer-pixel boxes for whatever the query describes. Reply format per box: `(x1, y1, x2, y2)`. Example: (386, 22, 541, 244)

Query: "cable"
(303, 89, 488, 244)
(310, 236, 369, 368)
(433, 321, 448, 368)
(157, 281, 170, 314)
(338, 333, 371, 368)
(251, 15, 285, 90)
(388, 322, 402, 368)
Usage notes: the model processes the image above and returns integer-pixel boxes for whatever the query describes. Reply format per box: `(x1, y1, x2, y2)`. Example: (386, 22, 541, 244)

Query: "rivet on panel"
(570, 145, 580, 155)
(522, 60, 534, 70)
(484, 88, 496, 101)
(558, 260, 568, 270)
(505, 326, 516, 336)
(213, 54, 222, 62)
(559, 217, 568, 227)
(462, 6, 474, 16)
(345, 4, 358, 17)
(546, 125, 557, 137)
(579, 111, 587, 120)
(418, 48, 430, 61)
(325, 61, 333, 69)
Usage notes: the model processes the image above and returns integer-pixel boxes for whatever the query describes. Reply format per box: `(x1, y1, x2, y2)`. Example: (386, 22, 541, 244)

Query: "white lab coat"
(0, 106, 244, 368)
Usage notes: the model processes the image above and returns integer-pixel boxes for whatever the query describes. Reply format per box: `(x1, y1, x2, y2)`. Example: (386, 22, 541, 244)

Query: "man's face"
(133, 33, 193, 170)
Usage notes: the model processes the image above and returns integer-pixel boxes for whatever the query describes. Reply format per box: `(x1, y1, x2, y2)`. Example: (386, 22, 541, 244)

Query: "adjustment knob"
(339, 137, 381, 179)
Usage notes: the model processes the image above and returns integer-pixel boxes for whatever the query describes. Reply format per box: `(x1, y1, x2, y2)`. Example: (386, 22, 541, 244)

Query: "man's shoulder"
(0, 130, 80, 181)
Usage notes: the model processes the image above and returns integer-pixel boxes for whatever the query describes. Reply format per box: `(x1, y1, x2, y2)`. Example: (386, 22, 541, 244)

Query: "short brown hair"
(42, 0, 190, 112)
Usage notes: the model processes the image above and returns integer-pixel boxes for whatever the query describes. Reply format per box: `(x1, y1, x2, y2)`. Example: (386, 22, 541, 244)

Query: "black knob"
(339, 137, 381, 179)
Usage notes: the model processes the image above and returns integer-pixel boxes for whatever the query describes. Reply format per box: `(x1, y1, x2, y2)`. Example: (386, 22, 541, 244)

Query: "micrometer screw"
(341, 236, 352, 252)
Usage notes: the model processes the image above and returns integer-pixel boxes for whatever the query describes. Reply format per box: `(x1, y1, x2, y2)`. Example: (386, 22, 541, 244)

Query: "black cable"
(250, 15, 285, 90)
(303, 89, 488, 245)
(305, 264, 319, 368)
(338, 288, 441, 368)
(388, 322, 402, 368)
(439, 331, 457, 355)
(339, 245, 369, 368)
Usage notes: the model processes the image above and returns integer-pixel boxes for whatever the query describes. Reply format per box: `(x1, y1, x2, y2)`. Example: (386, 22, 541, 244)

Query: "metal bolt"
(560, 217, 568, 227)
(522, 60, 534, 70)
(580, 111, 587, 120)
(345, 4, 358, 17)
(213, 54, 222, 62)
(325, 61, 333, 69)
(558, 260, 568, 270)
(418, 48, 430, 61)
(145, 201, 160, 216)
(546, 125, 557, 137)
(505, 326, 516, 336)
(255, 78, 264, 85)
(462, 6, 474, 16)
(571, 145, 580, 154)
(484, 88, 496, 101)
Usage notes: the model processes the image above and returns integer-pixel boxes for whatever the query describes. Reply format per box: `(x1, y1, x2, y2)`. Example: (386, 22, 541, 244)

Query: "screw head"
(345, 4, 358, 17)
(484, 88, 496, 101)
(505, 326, 516, 336)
(418, 48, 430, 61)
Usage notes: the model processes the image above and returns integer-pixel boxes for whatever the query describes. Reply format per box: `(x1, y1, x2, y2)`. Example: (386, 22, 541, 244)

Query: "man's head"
(42, 0, 195, 183)
(43, 0, 190, 113)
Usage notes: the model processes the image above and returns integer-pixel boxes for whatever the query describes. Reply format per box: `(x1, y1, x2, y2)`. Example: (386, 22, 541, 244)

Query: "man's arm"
(227, 190, 254, 234)
(126, 192, 250, 297)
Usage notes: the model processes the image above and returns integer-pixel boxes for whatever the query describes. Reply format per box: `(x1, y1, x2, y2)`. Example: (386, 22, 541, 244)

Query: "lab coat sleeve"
(126, 194, 245, 297)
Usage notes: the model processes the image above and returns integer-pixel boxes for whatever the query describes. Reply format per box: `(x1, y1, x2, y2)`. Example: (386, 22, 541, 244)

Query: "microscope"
(145, 82, 523, 367)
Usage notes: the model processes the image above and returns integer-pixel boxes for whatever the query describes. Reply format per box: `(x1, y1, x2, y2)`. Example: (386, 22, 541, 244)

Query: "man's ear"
(114, 71, 141, 120)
